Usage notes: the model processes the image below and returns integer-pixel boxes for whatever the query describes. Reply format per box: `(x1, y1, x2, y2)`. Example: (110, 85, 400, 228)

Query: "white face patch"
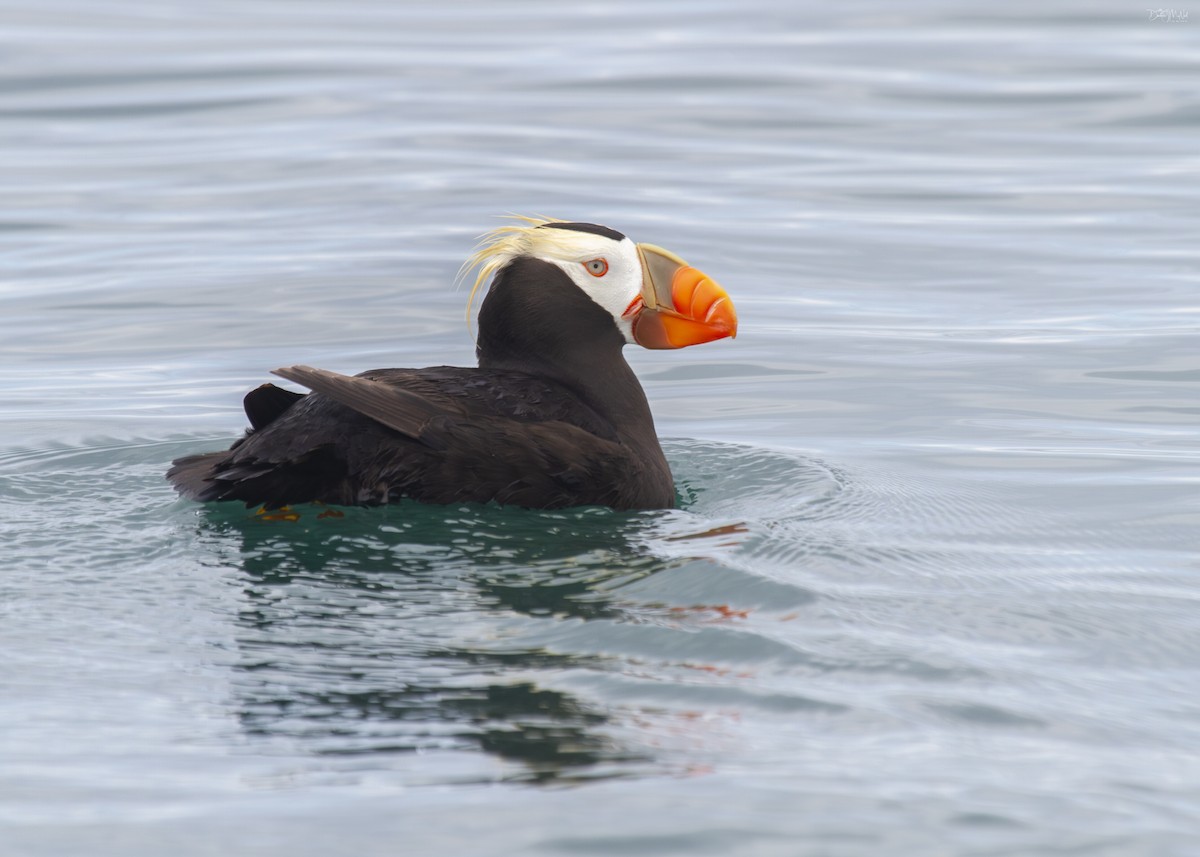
(465, 219, 644, 343)
(543, 235, 642, 344)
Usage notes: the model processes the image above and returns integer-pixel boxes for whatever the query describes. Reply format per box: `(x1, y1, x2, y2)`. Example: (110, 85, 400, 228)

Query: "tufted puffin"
(167, 217, 737, 511)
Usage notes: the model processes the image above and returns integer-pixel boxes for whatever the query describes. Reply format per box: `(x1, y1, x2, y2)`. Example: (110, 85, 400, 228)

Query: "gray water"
(2, 1, 1198, 854)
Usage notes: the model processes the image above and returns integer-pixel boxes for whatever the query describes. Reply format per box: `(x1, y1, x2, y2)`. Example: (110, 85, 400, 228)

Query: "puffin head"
(466, 217, 738, 360)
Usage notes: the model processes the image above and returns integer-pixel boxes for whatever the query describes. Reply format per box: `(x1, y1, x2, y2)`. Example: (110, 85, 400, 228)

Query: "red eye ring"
(583, 258, 608, 277)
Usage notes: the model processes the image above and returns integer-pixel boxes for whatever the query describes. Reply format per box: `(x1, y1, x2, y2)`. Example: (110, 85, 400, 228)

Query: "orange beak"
(627, 244, 738, 349)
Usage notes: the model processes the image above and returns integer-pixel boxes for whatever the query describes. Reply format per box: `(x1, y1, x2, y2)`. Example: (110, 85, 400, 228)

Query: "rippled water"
(2, 1, 1198, 855)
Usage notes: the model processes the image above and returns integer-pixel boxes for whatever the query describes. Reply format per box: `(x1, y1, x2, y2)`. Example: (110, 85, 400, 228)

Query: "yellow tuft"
(458, 214, 567, 337)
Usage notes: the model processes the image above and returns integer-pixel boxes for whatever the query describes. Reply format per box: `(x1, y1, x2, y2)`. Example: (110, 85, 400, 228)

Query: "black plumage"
(168, 252, 678, 510)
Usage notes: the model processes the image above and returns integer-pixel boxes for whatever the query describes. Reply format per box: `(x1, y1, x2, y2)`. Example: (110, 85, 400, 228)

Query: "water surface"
(2, 2, 1198, 855)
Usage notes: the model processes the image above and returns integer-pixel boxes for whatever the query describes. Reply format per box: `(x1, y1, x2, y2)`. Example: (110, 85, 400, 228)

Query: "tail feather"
(243, 383, 305, 430)
(166, 451, 228, 501)
(167, 444, 347, 508)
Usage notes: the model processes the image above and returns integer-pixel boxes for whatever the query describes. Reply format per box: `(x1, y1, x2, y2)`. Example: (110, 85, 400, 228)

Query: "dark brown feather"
(243, 383, 305, 431)
(167, 255, 675, 510)
(271, 365, 450, 441)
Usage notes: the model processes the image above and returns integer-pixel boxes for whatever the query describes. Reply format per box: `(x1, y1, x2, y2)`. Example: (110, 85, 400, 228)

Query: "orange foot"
(255, 505, 301, 522)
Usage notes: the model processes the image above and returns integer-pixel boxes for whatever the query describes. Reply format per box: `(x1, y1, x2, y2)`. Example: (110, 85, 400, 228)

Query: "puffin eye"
(583, 258, 609, 278)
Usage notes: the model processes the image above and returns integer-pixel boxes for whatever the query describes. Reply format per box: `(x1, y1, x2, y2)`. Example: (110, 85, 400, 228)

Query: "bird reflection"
(196, 500, 673, 783)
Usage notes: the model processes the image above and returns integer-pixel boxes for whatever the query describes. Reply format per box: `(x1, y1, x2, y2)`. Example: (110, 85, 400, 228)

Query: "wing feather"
(271, 365, 457, 442)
